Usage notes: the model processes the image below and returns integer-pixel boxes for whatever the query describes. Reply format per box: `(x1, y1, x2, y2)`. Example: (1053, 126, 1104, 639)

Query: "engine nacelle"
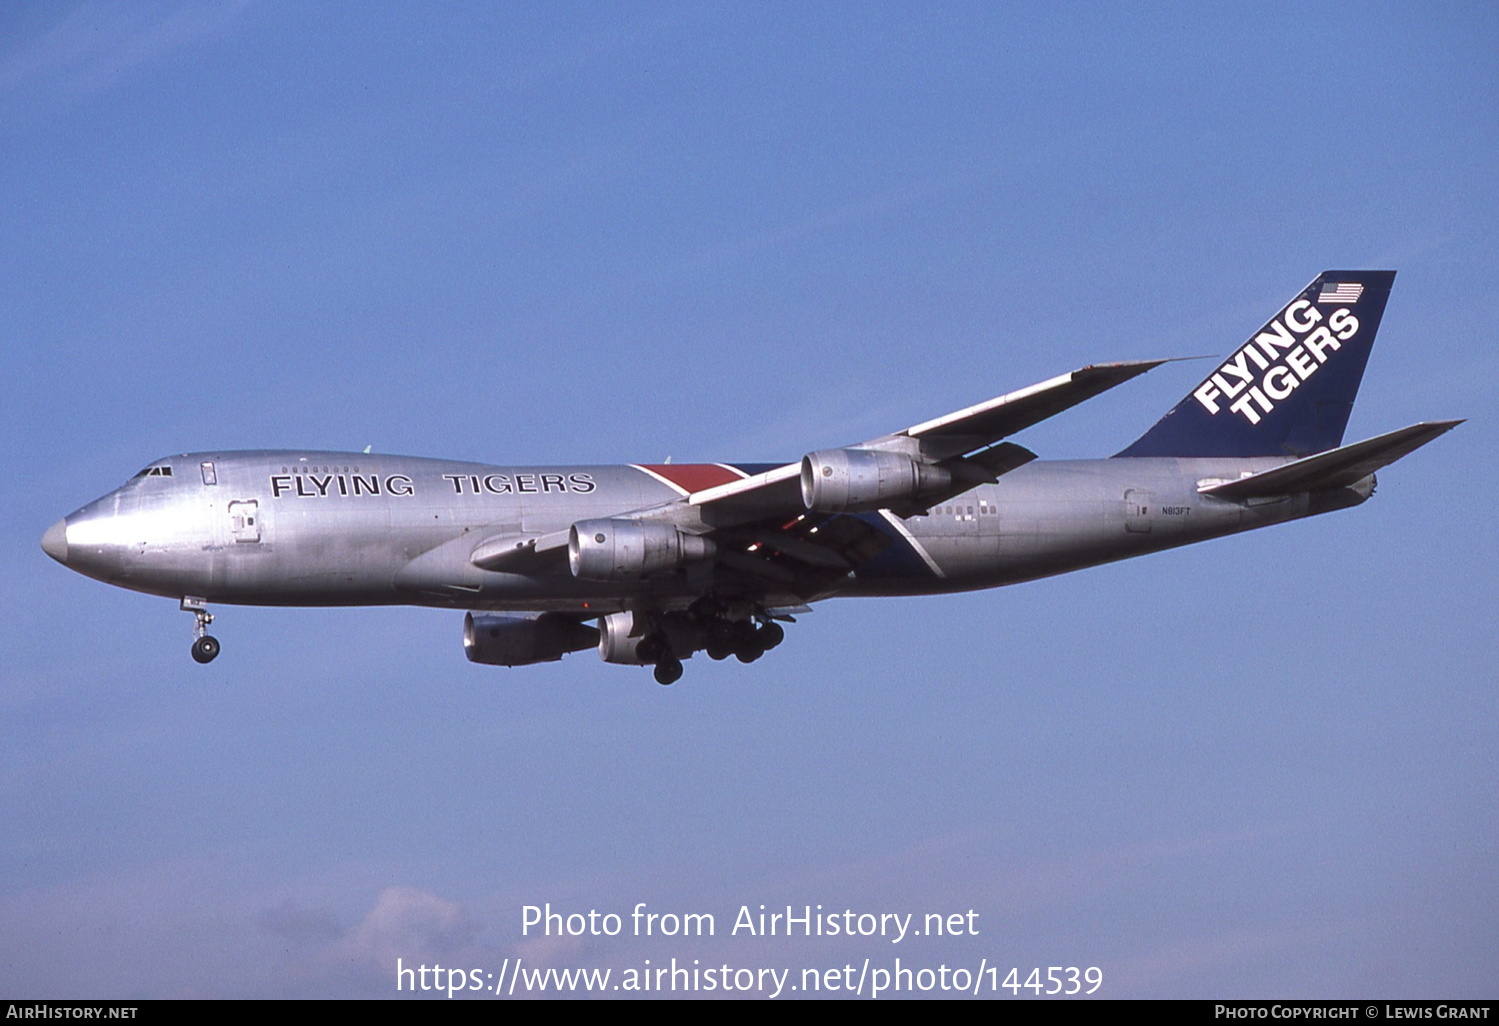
(568, 519, 715, 581)
(800, 448, 952, 513)
(599, 610, 709, 665)
(463, 612, 599, 666)
(598, 610, 650, 664)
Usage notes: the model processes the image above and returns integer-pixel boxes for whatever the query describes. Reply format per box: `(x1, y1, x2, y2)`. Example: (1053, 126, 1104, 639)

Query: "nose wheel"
(191, 635, 221, 664)
(181, 597, 220, 664)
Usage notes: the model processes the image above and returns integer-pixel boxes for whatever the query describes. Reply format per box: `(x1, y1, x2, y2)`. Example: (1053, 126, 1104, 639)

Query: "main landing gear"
(704, 618, 784, 664)
(653, 657, 684, 686)
(182, 596, 220, 664)
(632, 633, 684, 685)
(645, 612, 787, 685)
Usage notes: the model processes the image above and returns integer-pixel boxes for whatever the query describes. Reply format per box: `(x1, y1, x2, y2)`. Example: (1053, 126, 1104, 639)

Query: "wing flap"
(1199, 420, 1463, 500)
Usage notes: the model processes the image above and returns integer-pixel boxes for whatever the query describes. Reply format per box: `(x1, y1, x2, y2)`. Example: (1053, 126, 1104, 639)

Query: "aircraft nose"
(41, 518, 69, 564)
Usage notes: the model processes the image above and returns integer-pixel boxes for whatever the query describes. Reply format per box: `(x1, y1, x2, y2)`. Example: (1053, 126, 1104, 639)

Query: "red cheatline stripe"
(635, 464, 746, 493)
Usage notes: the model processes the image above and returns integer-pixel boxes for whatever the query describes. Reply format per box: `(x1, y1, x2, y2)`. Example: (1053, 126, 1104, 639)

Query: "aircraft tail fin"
(1116, 270, 1396, 458)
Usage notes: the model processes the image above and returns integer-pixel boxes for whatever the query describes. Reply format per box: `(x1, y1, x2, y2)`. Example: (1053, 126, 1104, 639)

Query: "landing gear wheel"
(654, 658, 683, 686)
(191, 635, 221, 664)
(706, 620, 735, 660)
(756, 621, 785, 650)
(734, 643, 763, 663)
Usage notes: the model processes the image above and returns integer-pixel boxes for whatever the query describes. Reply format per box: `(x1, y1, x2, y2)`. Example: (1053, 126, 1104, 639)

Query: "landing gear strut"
(632, 629, 683, 685)
(182, 596, 220, 664)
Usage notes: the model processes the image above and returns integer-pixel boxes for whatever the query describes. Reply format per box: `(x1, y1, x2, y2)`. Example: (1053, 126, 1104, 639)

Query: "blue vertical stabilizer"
(1116, 271, 1396, 458)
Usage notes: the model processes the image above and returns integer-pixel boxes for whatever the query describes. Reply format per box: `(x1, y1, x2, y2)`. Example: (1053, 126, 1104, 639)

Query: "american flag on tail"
(1317, 281, 1363, 304)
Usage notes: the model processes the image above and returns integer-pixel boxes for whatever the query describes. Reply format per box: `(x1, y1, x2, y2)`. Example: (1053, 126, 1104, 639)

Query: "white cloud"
(280, 885, 510, 998)
(320, 886, 477, 972)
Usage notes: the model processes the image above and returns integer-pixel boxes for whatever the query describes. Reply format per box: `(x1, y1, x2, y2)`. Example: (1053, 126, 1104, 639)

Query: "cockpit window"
(131, 466, 174, 479)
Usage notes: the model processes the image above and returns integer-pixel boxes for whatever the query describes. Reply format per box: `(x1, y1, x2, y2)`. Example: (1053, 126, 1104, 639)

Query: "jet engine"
(597, 610, 699, 670)
(568, 519, 715, 581)
(463, 612, 599, 666)
(598, 610, 652, 664)
(800, 448, 951, 513)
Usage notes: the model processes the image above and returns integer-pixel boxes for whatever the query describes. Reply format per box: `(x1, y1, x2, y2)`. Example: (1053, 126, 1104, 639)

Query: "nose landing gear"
(191, 635, 221, 664)
(181, 596, 220, 664)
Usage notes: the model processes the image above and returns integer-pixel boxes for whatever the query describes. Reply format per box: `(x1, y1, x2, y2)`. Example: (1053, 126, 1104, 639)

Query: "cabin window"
(200, 462, 217, 486)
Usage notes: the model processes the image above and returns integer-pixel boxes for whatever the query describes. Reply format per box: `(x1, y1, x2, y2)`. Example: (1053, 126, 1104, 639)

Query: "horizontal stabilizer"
(1198, 420, 1462, 500)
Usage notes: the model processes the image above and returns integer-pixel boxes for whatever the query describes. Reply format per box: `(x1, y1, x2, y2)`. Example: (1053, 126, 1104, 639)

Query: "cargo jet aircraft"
(42, 271, 1459, 684)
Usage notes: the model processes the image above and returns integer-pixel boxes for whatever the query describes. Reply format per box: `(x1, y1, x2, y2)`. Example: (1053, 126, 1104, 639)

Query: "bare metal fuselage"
(52, 449, 1363, 614)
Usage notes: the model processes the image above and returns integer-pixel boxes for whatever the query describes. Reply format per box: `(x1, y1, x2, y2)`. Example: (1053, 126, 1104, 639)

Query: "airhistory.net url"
(396, 957, 1104, 998)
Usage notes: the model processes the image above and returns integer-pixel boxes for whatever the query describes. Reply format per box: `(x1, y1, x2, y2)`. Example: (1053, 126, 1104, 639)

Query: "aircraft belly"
(224, 512, 396, 602)
(989, 461, 1218, 583)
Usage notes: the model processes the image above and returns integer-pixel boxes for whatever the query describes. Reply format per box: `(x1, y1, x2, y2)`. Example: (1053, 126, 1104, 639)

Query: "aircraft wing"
(469, 360, 1166, 581)
(681, 359, 1164, 524)
(1198, 420, 1463, 500)
(894, 359, 1167, 460)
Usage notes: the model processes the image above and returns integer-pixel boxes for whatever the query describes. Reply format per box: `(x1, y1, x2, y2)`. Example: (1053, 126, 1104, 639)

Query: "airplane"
(41, 270, 1460, 684)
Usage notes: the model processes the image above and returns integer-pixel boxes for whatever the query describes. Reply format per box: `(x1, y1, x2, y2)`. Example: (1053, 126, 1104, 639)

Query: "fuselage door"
(229, 499, 261, 543)
(1125, 489, 1153, 534)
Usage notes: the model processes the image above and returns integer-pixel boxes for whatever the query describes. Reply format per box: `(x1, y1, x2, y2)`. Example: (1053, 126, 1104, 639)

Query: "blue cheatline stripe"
(849, 512, 940, 578)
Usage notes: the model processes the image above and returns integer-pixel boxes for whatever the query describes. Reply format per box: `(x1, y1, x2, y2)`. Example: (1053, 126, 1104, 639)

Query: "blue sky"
(2, 1, 1495, 998)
